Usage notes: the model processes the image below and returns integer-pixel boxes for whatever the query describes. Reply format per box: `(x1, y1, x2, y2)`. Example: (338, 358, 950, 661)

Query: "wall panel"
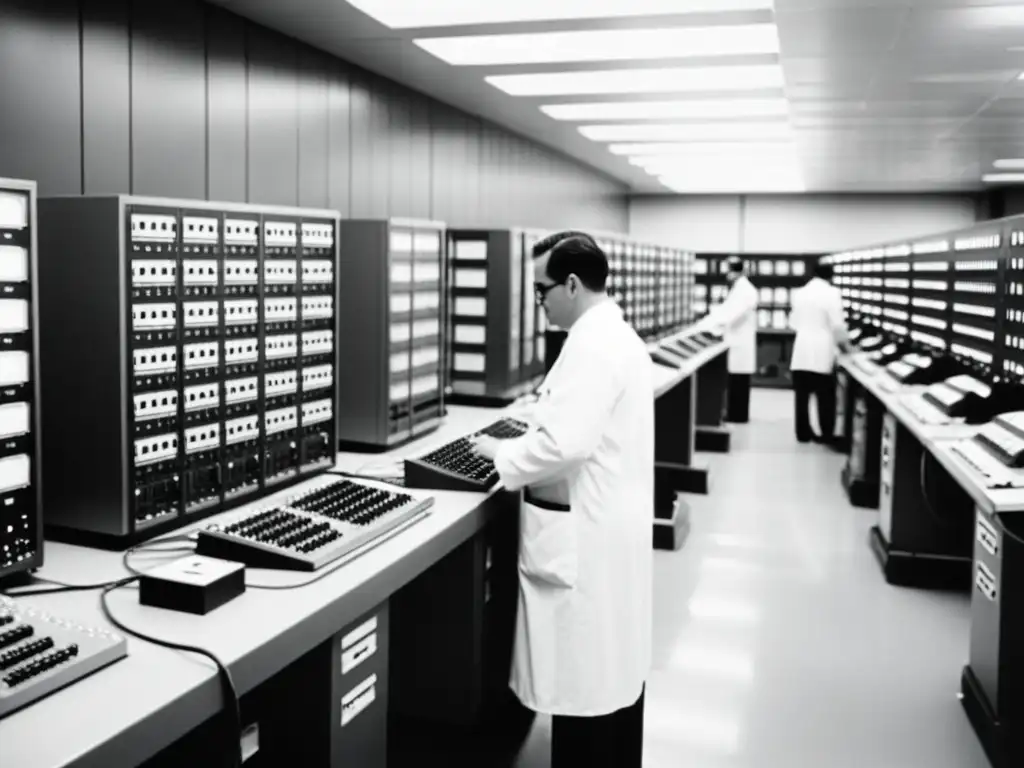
(131, 0, 206, 199)
(0, 0, 626, 229)
(82, 0, 130, 195)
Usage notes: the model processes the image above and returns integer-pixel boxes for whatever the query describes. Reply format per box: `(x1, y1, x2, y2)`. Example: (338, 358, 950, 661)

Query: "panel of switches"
(403, 417, 530, 492)
(195, 474, 433, 571)
(0, 596, 128, 718)
(0, 179, 40, 584)
(38, 196, 339, 548)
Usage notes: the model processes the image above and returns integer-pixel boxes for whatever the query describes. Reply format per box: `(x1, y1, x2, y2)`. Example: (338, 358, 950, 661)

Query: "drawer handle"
(341, 633, 377, 676)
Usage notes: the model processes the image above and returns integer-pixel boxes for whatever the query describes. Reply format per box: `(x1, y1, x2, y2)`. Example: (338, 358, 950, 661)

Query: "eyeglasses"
(534, 281, 564, 305)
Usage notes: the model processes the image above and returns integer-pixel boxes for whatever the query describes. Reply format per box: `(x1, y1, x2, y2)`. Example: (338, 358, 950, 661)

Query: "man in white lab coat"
(470, 231, 653, 768)
(697, 256, 758, 423)
(789, 261, 851, 443)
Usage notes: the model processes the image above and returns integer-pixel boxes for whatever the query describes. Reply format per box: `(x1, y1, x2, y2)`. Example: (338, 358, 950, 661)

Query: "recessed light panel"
(610, 141, 796, 155)
(345, 0, 774, 29)
(486, 65, 785, 96)
(994, 159, 1024, 169)
(983, 173, 1024, 182)
(580, 122, 792, 141)
(541, 99, 789, 121)
(414, 25, 779, 65)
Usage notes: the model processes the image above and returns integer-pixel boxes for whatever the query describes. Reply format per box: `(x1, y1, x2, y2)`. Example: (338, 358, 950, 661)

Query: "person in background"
(696, 255, 758, 423)
(469, 231, 653, 768)
(789, 260, 851, 444)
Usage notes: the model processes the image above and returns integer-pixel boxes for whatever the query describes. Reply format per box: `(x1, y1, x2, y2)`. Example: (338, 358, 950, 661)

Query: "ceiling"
(209, 0, 1024, 194)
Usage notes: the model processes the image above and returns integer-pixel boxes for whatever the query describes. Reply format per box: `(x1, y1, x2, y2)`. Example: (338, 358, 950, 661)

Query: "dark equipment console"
(403, 418, 530, 492)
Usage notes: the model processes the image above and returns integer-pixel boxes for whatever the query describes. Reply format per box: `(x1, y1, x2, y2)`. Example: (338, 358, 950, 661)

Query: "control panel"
(404, 418, 530, 492)
(195, 474, 433, 571)
(949, 411, 1024, 488)
(0, 596, 127, 718)
(0, 178, 40, 583)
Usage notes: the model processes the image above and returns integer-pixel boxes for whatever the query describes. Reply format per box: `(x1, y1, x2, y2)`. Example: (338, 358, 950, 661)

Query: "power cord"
(99, 582, 243, 768)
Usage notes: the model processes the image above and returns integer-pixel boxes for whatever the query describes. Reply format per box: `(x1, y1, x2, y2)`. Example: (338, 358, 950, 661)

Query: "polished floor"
(510, 388, 990, 768)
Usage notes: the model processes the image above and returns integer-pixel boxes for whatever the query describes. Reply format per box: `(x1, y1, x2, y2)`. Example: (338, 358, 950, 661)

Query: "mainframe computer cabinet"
(37, 195, 340, 548)
(337, 219, 446, 450)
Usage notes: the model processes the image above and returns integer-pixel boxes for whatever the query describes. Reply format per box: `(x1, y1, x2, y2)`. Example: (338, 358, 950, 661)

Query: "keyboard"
(900, 394, 954, 426)
(404, 418, 530, 492)
(886, 361, 916, 381)
(195, 474, 433, 571)
(0, 597, 128, 719)
(949, 439, 1024, 489)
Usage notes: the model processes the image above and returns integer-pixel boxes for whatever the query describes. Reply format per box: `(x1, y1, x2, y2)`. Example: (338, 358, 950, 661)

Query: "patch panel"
(302, 330, 333, 357)
(182, 260, 218, 286)
(265, 260, 298, 285)
(302, 260, 334, 284)
(265, 221, 298, 249)
(182, 301, 219, 328)
(266, 407, 298, 436)
(134, 390, 178, 421)
(266, 334, 298, 361)
(39, 197, 339, 547)
(133, 346, 177, 377)
(132, 260, 177, 287)
(181, 217, 219, 247)
(302, 399, 333, 426)
(266, 370, 298, 399)
(225, 338, 259, 365)
(226, 415, 260, 445)
(224, 219, 258, 252)
(185, 423, 220, 454)
(224, 260, 259, 292)
(302, 296, 333, 321)
(224, 299, 259, 326)
(183, 383, 220, 413)
(265, 297, 298, 325)
(184, 341, 220, 370)
(225, 377, 259, 406)
(302, 365, 333, 393)
(134, 434, 178, 466)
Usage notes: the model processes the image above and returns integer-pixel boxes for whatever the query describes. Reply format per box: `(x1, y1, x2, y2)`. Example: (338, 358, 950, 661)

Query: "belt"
(524, 489, 570, 512)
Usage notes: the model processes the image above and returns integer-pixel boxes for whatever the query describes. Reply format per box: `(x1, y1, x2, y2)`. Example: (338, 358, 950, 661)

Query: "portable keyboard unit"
(403, 418, 530, 492)
(0, 597, 128, 718)
(195, 475, 434, 571)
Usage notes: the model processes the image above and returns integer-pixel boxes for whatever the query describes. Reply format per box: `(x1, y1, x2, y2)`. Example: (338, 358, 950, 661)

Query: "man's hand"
(469, 434, 501, 461)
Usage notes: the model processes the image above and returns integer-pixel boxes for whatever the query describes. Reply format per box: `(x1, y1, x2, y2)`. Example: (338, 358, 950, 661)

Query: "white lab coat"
(493, 300, 654, 717)
(698, 275, 758, 374)
(790, 277, 848, 373)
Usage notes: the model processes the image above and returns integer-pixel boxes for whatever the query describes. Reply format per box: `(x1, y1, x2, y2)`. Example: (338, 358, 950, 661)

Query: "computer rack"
(948, 231, 1002, 380)
(0, 178, 41, 584)
(445, 229, 545, 407)
(337, 219, 446, 451)
(37, 196, 339, 548)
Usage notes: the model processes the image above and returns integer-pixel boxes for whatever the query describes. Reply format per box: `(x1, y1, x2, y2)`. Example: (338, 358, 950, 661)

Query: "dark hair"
(533, 230, 608, 292)
(812, 261, 834, 281)
(725, 255, 745, 274)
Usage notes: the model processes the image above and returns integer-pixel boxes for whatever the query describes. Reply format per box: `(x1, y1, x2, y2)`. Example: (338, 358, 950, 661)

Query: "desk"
(0, 407, 516, 768)
(839, 356, 982, 588)
(649, 332, 730, 551)
(930, 441, 1024, 768)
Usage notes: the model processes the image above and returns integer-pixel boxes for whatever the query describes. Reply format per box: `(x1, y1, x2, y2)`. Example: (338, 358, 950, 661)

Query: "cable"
(99, 582, 243, 768)
(2, 575, 140, 597)
(994, 512, 1024, 548)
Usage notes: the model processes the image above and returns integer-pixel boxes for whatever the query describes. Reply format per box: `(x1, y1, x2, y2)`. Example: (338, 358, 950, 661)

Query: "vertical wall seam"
(78, 0, 85, 194)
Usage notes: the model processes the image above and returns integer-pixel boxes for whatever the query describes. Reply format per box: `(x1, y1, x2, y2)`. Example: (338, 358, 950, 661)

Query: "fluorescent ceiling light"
(610, 141, 796, 156)
(541, 99, 789, 121)
(1019, 71, 1024, 80)
(345, 0, 774, 29)
(983, 173, 1024, 183)
(414, 25, 779, 66)
(487, 65, 785, 96)
(994, 159, 1024, 169)
(660, 178, 806, 193)
(580, 122, 791, 141)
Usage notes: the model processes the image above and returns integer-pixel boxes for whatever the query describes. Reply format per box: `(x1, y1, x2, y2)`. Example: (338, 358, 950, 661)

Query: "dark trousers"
(551, 686, 645, 768)
(792, 370, 836, 442)
(725, 374, 751, 423)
